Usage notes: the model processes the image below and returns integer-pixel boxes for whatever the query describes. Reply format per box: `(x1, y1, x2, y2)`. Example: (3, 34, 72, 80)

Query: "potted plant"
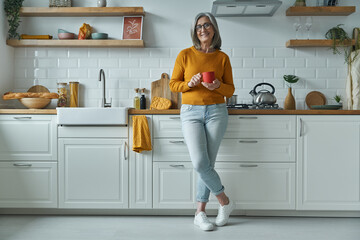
(325, 24, 359, 64)
(283, 75, 299, 110)
(294, 0, 306, 6)
(4, 0, 24, 39)
(333, 95, 342, 105)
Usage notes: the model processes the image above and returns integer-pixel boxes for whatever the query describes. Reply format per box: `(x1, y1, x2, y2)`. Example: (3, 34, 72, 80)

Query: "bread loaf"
(3, 92, 59, 100)
(150, 96, 172, 110)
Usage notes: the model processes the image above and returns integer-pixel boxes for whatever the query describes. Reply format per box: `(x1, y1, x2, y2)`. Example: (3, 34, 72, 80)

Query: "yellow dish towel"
(132, 115, 152, 153)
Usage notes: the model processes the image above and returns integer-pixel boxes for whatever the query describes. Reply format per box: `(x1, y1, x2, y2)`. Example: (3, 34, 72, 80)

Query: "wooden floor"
(0, 215, 359, 240)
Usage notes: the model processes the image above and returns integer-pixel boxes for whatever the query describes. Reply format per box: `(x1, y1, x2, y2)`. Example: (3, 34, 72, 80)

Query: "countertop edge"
(2, 108, 360, 115)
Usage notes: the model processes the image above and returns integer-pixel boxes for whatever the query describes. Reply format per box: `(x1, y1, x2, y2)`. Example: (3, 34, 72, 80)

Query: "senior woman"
(169, 12, 235, 231)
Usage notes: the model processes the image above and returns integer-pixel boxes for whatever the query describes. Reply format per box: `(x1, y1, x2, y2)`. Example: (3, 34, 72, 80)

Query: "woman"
(169, 12, 235, 231)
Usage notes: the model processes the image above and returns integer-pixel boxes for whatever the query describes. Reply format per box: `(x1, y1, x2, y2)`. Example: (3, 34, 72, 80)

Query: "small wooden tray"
(306, 91, 326, 109)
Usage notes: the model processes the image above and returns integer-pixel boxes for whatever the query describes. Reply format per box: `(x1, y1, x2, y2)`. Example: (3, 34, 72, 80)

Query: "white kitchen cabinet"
(297, 116, 360, 210)
(153, 162, 196, 209)
(0, 115, 57, 160)
(129, 115, 153, 209)
(0, 162, 57, 208)
(58, 126, 128, 209)
(152, 115, 182, 138)
(207, 163, 295, 210)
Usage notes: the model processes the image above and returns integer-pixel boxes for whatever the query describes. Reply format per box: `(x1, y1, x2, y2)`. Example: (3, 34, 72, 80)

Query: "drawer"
(0, 161, 58, 208)
(0, 115, 57, 161)
(225, 115, 296, 139)
(153, 139, 190, 162)
(217, 139, 296, 162)
(153, 115, 182, 138)
(58, 126, 128, 138)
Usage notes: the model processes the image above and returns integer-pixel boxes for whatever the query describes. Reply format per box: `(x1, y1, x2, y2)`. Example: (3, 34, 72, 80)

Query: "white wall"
(5, 0, 360, 108)
(0, 1, 14, 108)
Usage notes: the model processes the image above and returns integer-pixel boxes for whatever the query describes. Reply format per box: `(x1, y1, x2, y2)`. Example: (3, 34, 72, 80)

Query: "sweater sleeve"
(169, 52, 191, 93)
(214, 55, 235, 98)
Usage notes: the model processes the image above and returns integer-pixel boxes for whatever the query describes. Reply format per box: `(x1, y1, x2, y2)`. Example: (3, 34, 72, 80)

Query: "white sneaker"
(215, 199, 235, 226)
(194, 212, 214, 231)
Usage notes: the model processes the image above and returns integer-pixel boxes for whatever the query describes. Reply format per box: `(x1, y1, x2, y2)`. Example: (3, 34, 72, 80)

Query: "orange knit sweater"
(169, 46, 235, 105)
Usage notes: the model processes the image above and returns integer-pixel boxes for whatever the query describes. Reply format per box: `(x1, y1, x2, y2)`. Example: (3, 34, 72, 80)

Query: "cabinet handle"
(169, 117, 180, 120)
(13, 117, 32, 120)
(13, 163, 32, 167)
(299, 118, 303, 137)
(169, 140, 185, 144)
(240, 164, 258, 167)
(124, 141, 128, 160)
(239, 117, 258, 119)
(170, 164, 185, 168)
(239, 140, 258, 143)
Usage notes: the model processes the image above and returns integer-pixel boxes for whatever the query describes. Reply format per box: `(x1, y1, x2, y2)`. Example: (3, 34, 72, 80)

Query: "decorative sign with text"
(122, 16, 143, 40)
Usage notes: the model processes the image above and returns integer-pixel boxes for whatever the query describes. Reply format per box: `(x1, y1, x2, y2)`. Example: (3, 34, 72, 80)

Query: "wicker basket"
(49, 0, 71, 7)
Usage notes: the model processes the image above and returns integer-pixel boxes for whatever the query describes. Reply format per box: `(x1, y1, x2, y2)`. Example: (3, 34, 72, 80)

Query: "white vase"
(97, 0, 107, 7)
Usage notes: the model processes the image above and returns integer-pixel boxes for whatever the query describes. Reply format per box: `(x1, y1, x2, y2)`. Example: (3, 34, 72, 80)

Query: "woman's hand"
(188, 73, 202, 88)
(202, 79, 220, 91)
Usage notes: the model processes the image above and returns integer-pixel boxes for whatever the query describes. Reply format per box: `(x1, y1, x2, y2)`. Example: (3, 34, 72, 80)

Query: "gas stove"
(227, 103, 282, 110)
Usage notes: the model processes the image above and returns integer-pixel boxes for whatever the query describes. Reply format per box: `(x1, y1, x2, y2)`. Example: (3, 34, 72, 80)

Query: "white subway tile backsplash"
(141, 58, 160, 68)
(99, 58, 119, 68)
(285, 58, 306, 68)
(264, 58, 284, 68)
(254, 69, 273, 79)
(12, 46, 349, 109)
(79, 58, 98, 68)
(254, 48, 273, 57)
(129, 69, 149, 78)
(47, 69, 67, 79)
(244, 58, 263, 68)
(120, 58, 139, 68)
(58, 58, 78, 68)
(150, 48, 170, 58)
(48, 49, 68, 58)
(233, 48, 253, 58)
(317, 69, 337, 79)
(275, 48, 295, 57)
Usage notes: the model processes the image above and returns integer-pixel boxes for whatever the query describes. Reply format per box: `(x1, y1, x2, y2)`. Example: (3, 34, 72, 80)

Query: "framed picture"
(122, 16, 143, 40)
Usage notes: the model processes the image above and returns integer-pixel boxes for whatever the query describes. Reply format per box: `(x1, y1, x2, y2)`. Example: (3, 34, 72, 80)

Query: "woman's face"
(195, 16, 214, 45)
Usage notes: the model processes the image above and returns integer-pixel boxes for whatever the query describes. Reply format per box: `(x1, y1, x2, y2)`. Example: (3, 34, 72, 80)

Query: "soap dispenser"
(140, 88, 146, 109)
(134, 88, 140, 109)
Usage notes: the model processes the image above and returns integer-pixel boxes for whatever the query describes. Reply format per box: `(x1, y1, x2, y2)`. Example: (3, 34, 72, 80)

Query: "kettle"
(249, 83, 277, 105)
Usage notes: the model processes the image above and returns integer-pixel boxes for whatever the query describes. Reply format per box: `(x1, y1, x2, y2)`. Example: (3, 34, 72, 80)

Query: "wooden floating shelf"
(286, 6, 355, 16)
(286, 39, 355, 48)
(19, 7, 145, 17)
(6, 39, 144, 48)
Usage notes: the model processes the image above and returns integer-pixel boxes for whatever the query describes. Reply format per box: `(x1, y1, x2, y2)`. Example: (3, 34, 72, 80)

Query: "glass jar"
(69, 82, 79, 107)
(57, 82, 67, 107)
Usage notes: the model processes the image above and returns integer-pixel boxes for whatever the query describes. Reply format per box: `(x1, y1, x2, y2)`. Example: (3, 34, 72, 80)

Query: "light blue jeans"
(180, 103, 228, 203)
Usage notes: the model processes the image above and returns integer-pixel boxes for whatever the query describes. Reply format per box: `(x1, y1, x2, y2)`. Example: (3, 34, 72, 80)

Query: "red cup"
(202, 71, 215, 83)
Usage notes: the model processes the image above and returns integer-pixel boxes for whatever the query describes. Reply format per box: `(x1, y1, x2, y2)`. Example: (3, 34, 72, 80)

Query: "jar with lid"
(57, 82, 67, 107)
(69, 82, 79, 107)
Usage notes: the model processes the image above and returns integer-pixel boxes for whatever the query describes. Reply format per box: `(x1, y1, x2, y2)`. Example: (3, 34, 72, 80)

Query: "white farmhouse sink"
(57, 107, 128, 125)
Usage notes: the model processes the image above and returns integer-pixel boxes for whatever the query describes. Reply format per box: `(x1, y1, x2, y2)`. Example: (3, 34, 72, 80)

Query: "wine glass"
(305, 17, 313, 39)
(293, 17, 302, 39)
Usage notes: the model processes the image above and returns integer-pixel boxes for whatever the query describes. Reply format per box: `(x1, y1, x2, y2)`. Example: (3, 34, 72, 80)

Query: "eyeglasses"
(195, 22, 212, 32)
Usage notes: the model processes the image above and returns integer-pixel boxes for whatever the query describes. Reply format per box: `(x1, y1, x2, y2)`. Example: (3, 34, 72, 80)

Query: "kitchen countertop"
(2, 108, 360, 115)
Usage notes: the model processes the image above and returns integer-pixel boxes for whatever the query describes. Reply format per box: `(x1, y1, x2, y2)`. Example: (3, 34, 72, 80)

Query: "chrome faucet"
(99, 69, 111, 108)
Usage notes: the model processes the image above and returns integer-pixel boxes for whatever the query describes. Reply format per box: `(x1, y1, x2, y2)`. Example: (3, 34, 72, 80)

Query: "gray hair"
(191, 12, 222, 50)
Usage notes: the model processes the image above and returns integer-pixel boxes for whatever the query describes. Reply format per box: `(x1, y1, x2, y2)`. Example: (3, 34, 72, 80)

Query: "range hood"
(211, 0, 282, 17)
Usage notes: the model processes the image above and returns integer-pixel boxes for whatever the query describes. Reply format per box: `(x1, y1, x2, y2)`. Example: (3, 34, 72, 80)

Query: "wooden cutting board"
(151, 73, 179, 109)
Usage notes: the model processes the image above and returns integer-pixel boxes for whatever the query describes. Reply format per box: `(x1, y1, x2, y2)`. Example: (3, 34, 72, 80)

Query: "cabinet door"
(59, 138, 128, 209)
(0, 115, 57, 160)
(153, 162, 196, 209)
(153, 115, 182, 138)
(129, 115, 153, 208)
(0, 162, 57, 208)
(153, 139, 189, 162)
(297, 116, 360, 210)
(207, 163, 295, 210)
